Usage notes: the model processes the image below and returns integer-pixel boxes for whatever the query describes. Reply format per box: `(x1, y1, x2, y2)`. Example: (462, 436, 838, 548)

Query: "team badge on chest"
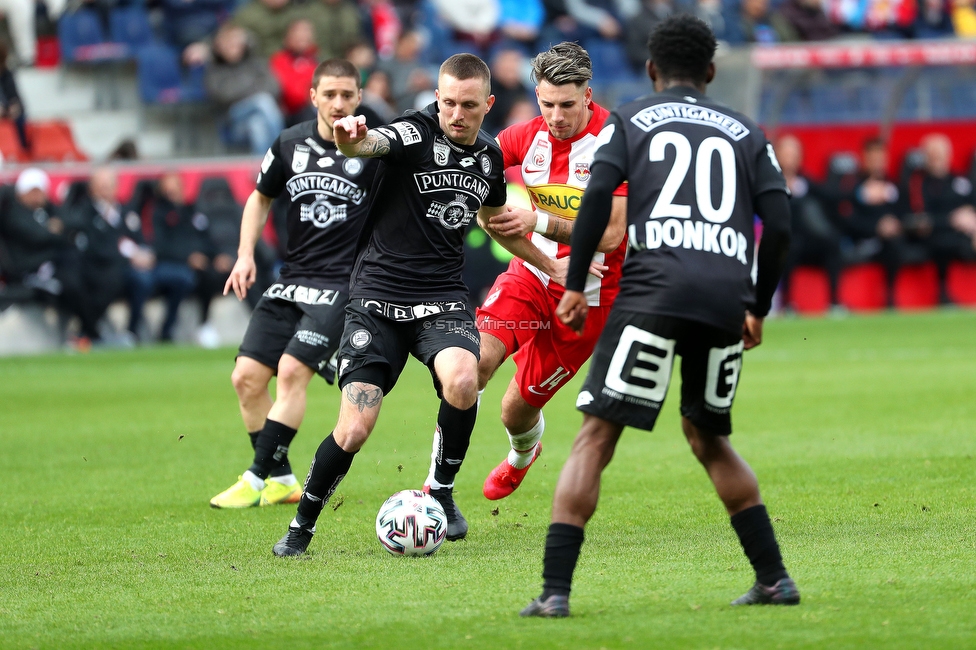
(292, 145, 310, 173)
(433, 142, 450, 166)
(574, 162, 590, 182)
(531, 139, 551, 169)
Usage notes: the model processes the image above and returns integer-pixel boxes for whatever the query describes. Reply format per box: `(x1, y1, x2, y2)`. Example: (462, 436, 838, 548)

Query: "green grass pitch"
(2, 310, 975, 649)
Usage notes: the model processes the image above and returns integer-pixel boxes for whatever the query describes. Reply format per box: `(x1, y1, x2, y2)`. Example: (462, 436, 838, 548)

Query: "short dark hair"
(530, 42, 592, 87)
(312, 58, 361, 90)
(439, 53, 491, 88)
(862, 136, 886, 152)
(647, 14, 717, 85)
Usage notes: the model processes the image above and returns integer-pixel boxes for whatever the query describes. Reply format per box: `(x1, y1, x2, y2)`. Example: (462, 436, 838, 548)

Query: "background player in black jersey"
(210, 59, 379, 509)
(271, 53, 566, 557)
(521, 15, 799, 616)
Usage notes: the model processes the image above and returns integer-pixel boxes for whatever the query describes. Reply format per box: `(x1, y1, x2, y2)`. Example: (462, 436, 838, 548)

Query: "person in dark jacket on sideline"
(0, 168, 99, 343)
(73, 167, 157, 341)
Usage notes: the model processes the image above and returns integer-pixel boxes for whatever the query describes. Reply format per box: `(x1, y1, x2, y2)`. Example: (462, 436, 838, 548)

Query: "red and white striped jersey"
(496, 102, 627, 306)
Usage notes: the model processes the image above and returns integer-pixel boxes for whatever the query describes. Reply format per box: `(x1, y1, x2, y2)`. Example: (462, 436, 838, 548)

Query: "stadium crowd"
(1, 0, 976, 348)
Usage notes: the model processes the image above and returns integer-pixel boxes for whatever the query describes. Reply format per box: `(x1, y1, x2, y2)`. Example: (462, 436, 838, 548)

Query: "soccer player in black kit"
(521, 15, 800, 616)
(210, 59, 379, 509)
(272, 53, 541, 556)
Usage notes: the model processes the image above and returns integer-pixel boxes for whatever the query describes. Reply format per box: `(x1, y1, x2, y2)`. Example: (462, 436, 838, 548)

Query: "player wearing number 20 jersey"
(521, 16, 797, 618)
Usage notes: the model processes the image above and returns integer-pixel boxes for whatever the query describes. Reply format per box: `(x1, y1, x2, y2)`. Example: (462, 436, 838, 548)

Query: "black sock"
(248, 431, 260, 451)
(295, 433, 355, 528)
(540, 523, 584, 599)
(730, 504, 789, 586)
(248, 419, 298, 479)
(431, 399, 478, 487)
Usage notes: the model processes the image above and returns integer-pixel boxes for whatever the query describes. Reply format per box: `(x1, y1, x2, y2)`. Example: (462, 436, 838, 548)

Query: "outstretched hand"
(333, 115, 368, 147)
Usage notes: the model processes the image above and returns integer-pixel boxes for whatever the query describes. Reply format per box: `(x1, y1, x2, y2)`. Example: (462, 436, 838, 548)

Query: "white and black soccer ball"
(375, 490, 447, 557)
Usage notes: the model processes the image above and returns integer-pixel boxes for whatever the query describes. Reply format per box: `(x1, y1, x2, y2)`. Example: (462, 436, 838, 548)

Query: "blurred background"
(1, 0, 975, 354)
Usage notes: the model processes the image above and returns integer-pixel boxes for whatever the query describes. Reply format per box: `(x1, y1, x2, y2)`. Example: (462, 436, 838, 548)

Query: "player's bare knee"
(333, 419, 371, 452)
(276, 357, 312, 395)
(500, 395, 538, 433)
(231, 365, 262, 401)
(443, 374, 478, 410)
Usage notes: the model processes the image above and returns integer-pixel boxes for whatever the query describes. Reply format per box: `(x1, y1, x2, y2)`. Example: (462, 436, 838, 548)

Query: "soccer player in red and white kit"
(426, 42, 627, 500)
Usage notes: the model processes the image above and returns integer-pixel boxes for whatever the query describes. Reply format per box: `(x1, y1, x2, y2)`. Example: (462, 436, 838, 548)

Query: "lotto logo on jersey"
(526, 184, 583, 219)
(529, 139, 551, 170)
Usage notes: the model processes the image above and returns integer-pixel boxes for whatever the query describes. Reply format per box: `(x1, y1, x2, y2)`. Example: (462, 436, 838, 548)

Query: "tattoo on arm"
(355, 131, 391, 157)
(344, 384, 383, 412)
(545, 216, 573, 245)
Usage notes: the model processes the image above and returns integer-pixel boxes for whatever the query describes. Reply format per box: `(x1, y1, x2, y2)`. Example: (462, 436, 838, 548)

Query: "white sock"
(242, 470, 265, 491)
(266, 474, 297, 486)
(506, 413, 544, 469)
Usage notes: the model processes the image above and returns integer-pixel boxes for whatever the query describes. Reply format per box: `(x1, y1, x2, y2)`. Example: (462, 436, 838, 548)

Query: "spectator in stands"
(483, 48, 530, 136)
(902, 133, 976, 304)
(626, 0, 682, 71)
(776, 134, 845, 311)
(231, 0, 295, 59)
(75, 166, 156, 342)
(345, 41, 377, 85)
(772, 0, 839, 41)
(0, 168, 101, 343)
(161, 0, 234, 50)
(378, 29, 434, 113)
(205, 23, 284, 155)
(107, 139, 138, 161)
(541, 0, 641, 45)
(692, 0, 728, 40)
(360, 69, 398, 124)
(430, 0, 500, 58)
(270, 19, 320, 127)
(952, 0, 976, 37)
(151, 172, 213, 342)
(503, 96, 539, 128)
(729, 0, 778, 44)
(304, 0, 364, 61)
(844, 138, 928, 304)
(0, 43, 27, 150)
(0, 0, 36, 66)
(914, 0, 954, 38)
(498, 0, 544, 54)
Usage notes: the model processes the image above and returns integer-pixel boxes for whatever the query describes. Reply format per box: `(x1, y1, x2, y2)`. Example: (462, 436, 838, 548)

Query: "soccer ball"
(375, 489, 447, 557)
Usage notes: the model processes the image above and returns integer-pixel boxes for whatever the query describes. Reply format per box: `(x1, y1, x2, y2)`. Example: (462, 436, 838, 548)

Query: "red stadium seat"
(788, 266, 830, 314)
(26, 120, 87, 162)
(0, 119, 29, 163)
(893, 262, 939, 310)
(947, 261, 976, 306)
(839, 263, 887, 312)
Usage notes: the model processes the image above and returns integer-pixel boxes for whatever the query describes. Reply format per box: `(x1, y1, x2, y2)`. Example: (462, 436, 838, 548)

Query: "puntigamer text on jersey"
(630, 102, 750, 141)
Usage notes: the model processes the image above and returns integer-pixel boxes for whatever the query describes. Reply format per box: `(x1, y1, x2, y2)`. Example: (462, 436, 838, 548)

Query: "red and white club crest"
(574, 162, 590, 182)
(531, 140, 551, 169)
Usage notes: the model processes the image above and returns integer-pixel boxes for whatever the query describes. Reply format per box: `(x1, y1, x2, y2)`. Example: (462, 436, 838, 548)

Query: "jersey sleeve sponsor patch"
(391, 122, 423, 145)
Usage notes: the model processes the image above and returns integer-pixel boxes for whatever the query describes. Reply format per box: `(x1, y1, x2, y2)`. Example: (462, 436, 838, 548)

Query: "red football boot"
(482, 443, 542, 500)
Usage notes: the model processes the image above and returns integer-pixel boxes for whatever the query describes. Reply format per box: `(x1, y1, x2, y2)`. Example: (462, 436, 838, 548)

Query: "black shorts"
(577, 310, 744, 435)
(336, 299, 481, 397)
(237, 290, 348, 381)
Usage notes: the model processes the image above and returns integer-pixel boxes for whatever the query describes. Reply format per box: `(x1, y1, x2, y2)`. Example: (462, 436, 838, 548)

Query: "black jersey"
(593, 86, 788, 333)
(349, 102, 507, 303)
(256, 120, 379, 292)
